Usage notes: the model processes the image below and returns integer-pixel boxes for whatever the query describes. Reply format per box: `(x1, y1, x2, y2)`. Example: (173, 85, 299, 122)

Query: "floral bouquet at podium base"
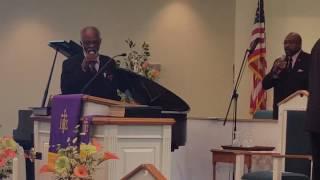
(40, 139, 118, 180)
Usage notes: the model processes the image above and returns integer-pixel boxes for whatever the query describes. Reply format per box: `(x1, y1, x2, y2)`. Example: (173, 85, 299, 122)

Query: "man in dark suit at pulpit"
(60, 26, 190, 152)
(61, 26, 123, 100)
(262, 32, 310, 119)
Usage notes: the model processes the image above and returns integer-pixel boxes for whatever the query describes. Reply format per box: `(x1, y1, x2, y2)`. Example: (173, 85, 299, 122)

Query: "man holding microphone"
(61, 26, 124, 100)
(262, 32, 310, 119)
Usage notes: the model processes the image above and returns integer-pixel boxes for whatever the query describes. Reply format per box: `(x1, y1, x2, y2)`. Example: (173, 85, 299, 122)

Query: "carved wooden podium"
(32, 96, 174, 180)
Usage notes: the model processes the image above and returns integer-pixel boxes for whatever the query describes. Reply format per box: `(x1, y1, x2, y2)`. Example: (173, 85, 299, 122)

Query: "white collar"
(291, 50, 301, 61)
(289, 50, 301, 68)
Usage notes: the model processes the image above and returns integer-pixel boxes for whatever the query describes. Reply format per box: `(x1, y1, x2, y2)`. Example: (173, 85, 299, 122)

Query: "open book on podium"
(81, 95, 162, 117)
(32, 95, 162, 118)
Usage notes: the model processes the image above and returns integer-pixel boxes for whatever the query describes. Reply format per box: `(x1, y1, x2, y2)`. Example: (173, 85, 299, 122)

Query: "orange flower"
(73, 165, 88, 178)
(2, 135, 12, 140)
(0, 157, 7, 167)
(91, 138, 102, 151)
(4, 149, 16, 158)
(142, 61, 149, 69)
(104, 152, 119, 160)
(151, 69, 160, 78)
(39, 164, 54, 173)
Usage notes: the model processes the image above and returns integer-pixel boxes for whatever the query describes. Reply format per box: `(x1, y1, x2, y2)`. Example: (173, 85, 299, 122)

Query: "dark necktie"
(287, 57, 293, 71)
(89, 62, 97, 73)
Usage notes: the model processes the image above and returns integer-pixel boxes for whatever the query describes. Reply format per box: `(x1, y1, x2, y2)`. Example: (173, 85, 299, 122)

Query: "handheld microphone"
(248, 38, 261, 54)
(80, 53, 127, 93)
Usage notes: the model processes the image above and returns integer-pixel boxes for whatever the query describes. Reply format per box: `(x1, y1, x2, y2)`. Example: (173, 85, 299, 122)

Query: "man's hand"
(81, 52, 98, 72)
(271, 56, 287, 78)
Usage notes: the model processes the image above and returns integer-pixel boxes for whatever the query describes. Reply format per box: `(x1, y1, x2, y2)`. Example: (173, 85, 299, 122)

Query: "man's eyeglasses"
(81, 40, 100, 46)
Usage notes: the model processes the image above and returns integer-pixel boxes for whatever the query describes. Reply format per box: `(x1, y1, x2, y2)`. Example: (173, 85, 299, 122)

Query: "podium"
(32, 96, 175, 180)
(277, 90, 312, 177)
(278, 90, 310, 154)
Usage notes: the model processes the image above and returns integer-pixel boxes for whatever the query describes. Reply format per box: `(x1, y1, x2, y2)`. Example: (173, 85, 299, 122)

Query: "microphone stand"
(41, 49, 59, 107)
(223, 48, 251, 144)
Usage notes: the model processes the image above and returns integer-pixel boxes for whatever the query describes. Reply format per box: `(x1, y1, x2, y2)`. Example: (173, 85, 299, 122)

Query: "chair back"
(285, 110, 312, 176)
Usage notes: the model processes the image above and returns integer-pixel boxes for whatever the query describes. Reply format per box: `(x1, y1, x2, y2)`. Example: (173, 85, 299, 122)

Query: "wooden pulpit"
(275, 90, 312, 178)
(278, 90, 310, 154)
(32, 96, 175, 180)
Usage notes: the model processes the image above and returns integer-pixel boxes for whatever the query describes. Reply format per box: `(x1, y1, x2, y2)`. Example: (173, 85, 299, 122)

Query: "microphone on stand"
(112, 53, 127, 59)
(81, 53, 127, 93)
(222, 37, 262, 145)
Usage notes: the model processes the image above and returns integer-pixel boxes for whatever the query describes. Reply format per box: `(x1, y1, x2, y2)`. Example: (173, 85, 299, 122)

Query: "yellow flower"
(0, 137, 17, 151)
(80, 144, 97, 158)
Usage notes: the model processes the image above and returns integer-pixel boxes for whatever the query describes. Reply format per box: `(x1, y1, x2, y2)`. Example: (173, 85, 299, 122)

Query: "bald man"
(262, 32, 310, 119)
(61, 26, 124, 100)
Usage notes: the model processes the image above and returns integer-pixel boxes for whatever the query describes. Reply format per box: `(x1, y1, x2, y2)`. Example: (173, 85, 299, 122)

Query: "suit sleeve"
(60, 59, 94, 94)
(262, 68, 278, 90)
(262, 59, 287, 90)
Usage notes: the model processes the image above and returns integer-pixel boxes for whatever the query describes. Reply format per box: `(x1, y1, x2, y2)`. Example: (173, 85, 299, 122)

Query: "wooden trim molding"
(121, 164, 167, 180)
(31, 115, 51, 121)
(91, 116, 175, 125)
(272, 154, 312, 160)
(82, 95, 132, 106)
(31, 116, 175, 125)
(49, 94, 139, 106)
(277, 90, 309, 106)
(211, 149, 279, 156)
(188, 117, 277, 123)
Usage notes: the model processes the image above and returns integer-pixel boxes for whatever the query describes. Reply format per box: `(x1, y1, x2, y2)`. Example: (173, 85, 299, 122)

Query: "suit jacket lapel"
(292, 52, 304, 71)
(98, 55, 107, 71)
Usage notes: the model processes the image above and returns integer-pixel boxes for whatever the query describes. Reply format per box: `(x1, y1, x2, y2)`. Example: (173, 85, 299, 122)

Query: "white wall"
(172, 119, 280, 180)
(235, 0, 320, 119)
(0, 0, 235, 135)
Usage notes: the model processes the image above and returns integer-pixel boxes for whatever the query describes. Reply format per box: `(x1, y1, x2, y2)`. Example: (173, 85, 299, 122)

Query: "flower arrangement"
(0, 136, 18, 179)
(116, 39, 160, 103)
(40, 138, 118, 180)
(119, 39, 160, 80)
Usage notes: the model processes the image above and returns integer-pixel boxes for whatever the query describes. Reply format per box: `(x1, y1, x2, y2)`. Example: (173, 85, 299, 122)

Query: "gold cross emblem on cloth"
(59, 108, 69, 133)
(82, 117, 89, 135)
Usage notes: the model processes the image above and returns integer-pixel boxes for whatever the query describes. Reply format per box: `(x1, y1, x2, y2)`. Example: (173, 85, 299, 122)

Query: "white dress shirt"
(290, 50, 301, 68)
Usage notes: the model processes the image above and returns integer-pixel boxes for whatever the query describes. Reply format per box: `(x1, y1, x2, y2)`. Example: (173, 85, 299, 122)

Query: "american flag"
(248, 0, 267, 114)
